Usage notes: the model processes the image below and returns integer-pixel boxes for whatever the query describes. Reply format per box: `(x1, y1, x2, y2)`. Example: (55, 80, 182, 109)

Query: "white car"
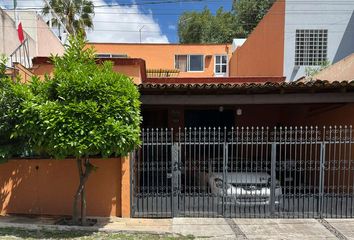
(207, 172, 282, 205)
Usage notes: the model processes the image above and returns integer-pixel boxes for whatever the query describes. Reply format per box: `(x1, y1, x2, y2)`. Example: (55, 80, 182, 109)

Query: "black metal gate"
(131, 126, 354, 218)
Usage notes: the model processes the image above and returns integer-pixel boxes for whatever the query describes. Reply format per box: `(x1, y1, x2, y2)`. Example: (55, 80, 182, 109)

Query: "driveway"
(0, 215, 353, 239)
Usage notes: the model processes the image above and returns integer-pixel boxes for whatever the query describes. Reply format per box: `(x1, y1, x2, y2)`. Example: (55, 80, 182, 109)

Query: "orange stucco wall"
(112, 65, 142, 84)
(88, 43, 232, 78)
(0, 157, 130, 217)
(229, 0, 285, 77)
(31, 62, 143, 84)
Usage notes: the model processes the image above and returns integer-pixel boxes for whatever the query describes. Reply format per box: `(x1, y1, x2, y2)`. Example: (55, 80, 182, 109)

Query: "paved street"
(0, 215, 354, 239)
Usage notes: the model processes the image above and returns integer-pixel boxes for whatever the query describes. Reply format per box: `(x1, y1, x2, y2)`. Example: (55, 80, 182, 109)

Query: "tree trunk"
(81, 186, 87, 225)
(81, 159, 88, 225)
(72, 158, 83, 224)
(72, 158, 93, 225)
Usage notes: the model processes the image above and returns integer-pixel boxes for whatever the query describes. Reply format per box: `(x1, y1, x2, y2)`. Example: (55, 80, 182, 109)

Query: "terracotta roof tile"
(139, 80, 354, 94)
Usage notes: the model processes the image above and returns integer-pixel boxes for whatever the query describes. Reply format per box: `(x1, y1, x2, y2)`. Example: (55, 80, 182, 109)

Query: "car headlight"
(215, 178, 223, 188)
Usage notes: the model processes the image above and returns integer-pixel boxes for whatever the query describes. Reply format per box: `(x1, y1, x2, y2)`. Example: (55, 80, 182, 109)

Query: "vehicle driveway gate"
(131, 126, 354, 218)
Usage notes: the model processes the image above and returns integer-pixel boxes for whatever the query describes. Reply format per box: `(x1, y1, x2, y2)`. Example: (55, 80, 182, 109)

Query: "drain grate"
(224, 218, 248, 239)
(317, 219, 348, 240)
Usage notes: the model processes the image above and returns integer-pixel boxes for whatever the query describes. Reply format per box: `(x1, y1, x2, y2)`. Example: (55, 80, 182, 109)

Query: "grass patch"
(0, 227, 195, 239)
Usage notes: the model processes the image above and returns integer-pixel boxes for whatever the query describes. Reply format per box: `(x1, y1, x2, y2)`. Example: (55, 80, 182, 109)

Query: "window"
(175, 55, 187, 72)
(189, 55, 204, 71)
(214, 55, 228, 75)
(295, 29, 328, 66)
(96, 53, 128, 58)
(175, 55, 204, 72)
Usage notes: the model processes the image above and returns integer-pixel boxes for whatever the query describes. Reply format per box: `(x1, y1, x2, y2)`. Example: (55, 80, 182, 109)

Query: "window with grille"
(295, 29, 328, 66)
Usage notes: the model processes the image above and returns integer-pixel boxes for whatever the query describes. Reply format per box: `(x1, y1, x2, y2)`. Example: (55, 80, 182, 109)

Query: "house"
(86, 0, 354, 219)
(1, 0, 354, 220)
(89, 1, 354, 82)
(84, 0, 354, 130)
(230, 0, 354, 81)
(88, 43, 233, 78)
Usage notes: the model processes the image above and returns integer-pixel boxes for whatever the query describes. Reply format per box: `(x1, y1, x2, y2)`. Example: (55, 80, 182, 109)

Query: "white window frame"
(294, 29, 328, 66)
(174, 54, 205, 72)
(214, 54, 228, 76)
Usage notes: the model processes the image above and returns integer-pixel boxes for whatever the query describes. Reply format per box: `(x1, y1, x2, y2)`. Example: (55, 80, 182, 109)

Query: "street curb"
(0, 222, 174, 236)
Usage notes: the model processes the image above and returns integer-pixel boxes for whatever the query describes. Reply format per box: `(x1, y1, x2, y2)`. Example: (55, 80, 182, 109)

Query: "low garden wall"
(0, 157, 131, 217)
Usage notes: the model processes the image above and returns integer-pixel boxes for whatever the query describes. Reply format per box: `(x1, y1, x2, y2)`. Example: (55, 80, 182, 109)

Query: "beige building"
(0, 9, 64, 68)
(313, 53, 354, 82)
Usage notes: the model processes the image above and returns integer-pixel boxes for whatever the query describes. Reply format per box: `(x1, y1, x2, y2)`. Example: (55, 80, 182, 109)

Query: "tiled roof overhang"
(145, 76, 285, 84)
(139, 80, 354, 95)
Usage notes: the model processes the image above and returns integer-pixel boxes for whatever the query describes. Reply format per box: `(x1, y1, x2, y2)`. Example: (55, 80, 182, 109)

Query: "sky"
(0, 0, 233, 43)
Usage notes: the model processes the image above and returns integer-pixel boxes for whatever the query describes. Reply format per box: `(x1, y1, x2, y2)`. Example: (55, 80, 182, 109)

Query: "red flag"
(17, 21, 24, 43)
(14, 0, 24, 44)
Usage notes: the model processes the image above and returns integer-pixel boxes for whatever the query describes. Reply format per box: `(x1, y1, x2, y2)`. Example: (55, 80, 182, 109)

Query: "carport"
(131, 80, 354, 218)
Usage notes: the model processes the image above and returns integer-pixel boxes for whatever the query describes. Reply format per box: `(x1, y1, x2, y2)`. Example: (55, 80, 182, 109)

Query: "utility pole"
(139, 25, 145, 43)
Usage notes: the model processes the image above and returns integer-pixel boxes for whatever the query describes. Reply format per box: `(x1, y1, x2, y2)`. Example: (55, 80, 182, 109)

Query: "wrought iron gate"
(131, 126, 354, 218)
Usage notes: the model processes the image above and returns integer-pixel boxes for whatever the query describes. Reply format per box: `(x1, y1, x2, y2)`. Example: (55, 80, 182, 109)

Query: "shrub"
(12, 35, 141, 225)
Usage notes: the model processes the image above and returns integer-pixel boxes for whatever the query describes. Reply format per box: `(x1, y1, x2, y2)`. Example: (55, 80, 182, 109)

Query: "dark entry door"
(185, 110, 234, 128)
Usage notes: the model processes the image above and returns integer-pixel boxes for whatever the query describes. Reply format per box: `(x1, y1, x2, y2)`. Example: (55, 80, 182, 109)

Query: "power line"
(2, 0, 219, 9)
(5, 0, 354, 10)
(0, 25, 350, 34)
(6, 9, 354, 15)
(4, 17, 351, 26)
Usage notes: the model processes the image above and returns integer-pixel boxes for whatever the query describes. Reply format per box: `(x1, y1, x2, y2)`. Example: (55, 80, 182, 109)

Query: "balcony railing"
(147, 69, 180, 78)
(9, 38, 31, 68)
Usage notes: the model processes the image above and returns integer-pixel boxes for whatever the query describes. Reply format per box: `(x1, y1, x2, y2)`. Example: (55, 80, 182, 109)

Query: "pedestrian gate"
(131, 126, 354, 218)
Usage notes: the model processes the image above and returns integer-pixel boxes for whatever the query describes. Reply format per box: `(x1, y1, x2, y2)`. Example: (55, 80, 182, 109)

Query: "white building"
(230, 0, 354, 81)
(284, 0, 354, 81)
(0, 9, 64, 68)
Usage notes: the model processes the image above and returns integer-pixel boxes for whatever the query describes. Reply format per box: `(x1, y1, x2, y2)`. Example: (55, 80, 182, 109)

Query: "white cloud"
(86, 0, 169, 43)
(0, 0, 169, 43)
(168, 24, 176, 30)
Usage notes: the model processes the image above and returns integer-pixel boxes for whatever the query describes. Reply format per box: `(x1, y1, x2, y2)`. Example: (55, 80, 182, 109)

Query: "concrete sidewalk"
(0, 215, 353, 239)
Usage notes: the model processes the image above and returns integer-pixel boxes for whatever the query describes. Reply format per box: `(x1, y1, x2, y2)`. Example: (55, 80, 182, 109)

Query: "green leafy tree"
(178, 0, 275, 43)
(178, 8, 212, 43)
(0, 54, 7, 78)
(16, 35, 141, 225)
(232, 0, 275, 36)
(178, 7, 238, 44)
(0, 55, 33, 162)
(43, 0, 95, 35)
